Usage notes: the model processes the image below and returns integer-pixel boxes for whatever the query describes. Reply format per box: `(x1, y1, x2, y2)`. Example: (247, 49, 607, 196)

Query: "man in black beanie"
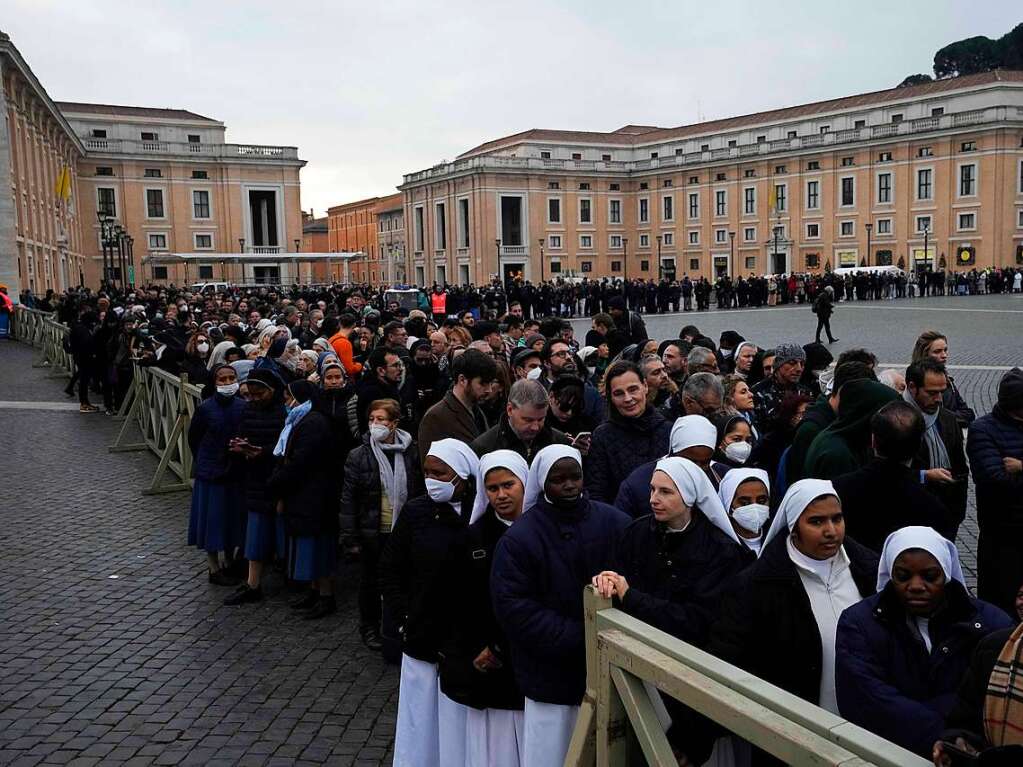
(967, 367, 1023, 614)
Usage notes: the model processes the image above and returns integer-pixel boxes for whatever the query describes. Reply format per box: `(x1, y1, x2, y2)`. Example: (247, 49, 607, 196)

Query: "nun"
(595, 457, 747, 647)
(491, 445, 629, 767)
(710, 479, 879, 723)
(379, 438, 479, 767)
(614, 414, 718, 518)
(717, 467, 772, 560)
(836, 526, 1012, 757)
(439, 450, 529, 767)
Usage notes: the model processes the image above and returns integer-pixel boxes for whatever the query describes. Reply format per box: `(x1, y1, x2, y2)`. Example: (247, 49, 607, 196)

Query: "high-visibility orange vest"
(431, 292, 447, 314)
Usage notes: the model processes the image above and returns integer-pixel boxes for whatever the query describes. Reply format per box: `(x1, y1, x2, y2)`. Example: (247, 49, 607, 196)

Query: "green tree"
(898, 73, 934, 87)
(933, 36, 1001, 78)
(999, 22, 1023, 69)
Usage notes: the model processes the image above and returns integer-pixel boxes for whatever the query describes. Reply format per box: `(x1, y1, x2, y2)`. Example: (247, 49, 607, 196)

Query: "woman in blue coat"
(187, 363, 246, 584)
(491, 444, 630, 767)
(835, 526, 1013, 757)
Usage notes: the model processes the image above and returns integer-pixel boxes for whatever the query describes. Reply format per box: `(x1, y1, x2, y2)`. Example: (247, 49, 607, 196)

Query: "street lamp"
(126, 236, 134, 288)
(922, 221, 930, 272)
(865, 222, 873, 267)
(728, 230, 736, 277)
(538, 238, 545, 283)
(656, 235, 663, 281)
(97, 212, 115, 287)
(495, 238, 502, 285)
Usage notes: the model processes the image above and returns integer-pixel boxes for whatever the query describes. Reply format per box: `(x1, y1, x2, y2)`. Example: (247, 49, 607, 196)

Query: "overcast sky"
(4, 1, 1020, 215)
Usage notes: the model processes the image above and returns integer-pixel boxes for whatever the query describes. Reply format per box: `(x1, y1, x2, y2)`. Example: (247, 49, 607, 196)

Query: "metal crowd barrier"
(566, 586, 928, 766)
(11, 306, 200, 495)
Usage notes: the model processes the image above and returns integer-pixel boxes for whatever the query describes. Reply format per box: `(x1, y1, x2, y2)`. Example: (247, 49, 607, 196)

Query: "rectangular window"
(916, 215, 931, 233)
(690, 257, 700, 270)
(549, 261, 562, 274)
(610, 235, 623, 249)
(548, 181, 560, 190)
(580, 234, 593, 249)
(715, 190, 727, 216)
(548, 198, 561, 224)
(961, 141, 976, 152)
(840, 221, 854, 236)
(609, 183, 620, 191)
(715, 229, 727, 243)
(146, 189, 164, 218)
(689, 176, 699, 184)
(663, 195, 674, 221)
(602, 154, 612, 161)
(95, 166, 113, 176)
(609, 199, 622, 224)
(549, 235, 562, 249)
(876, 219, 892, 235)
(639, 198, 649, 223)
(579, 198, 592, 224)
(807, 161, 820, 171)
(958, 212, 976, 230)
(688, 193, 699, 219)
(878, 152, 892, 162)
(689, 231, 699, 245)
(877, 173, 892, 204)
(715, 173, 726, 181)
(806, 223, 820, 239)
(581, 261, 592, 273)
(774, 184, 787, 212)
(192, 190, 210, 218)
(787, 131, 798, 139)
(144, 168, 162, 178)
(744, 169, 756, 178)
(959, 164, 976, 196)
(775, 165, 786, 174)
(435, 202, 447, 249)
(743, 187, 755, 214)
(918, 147, 932, 157)
(842, 157, 854, 167)
(97, 188, 116, 217)
(192, 170, 208, 179)
(91, 129, 107, 138)
(152, 266, 168, 280)
(841, 177, 855, 206)
(572, 153, 582, 161)
(932, 107, 945, 117)
(806, 180, 820, 210)
(194, 234, 213, 249)
(148, 233, 167, 250)
(140, 131, 159, 141)
(650, 152, 658, 159)
(854, 120, 866, 129)
(820, 125, 830, 134)
(640, 260, 650, 272)
(744, 227, 755, 242)
(917, 168, 933, 200)
(188, 134, 201, 143)
(578, 182, 590, 190)
(540, 151, 551, 159)
(640, 182, 649, 190)
(662, 233, 673, 246)
(414, 207, 424, 251)
(639, 234, 649, 247)
(663, 179, 673, 188)
(458, 198, 470, 248)
(1017, 209, 1023, 228)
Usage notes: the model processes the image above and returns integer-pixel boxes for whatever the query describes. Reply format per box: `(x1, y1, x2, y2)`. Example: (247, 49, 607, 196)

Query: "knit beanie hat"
(773, 343, 807, 368)
(997, 367, 1023, 411)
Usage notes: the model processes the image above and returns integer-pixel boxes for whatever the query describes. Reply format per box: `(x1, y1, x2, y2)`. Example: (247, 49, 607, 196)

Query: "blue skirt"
(288, 535, 337, 582)
(244, 512, 286, 563)
(188, 478, 245, 555)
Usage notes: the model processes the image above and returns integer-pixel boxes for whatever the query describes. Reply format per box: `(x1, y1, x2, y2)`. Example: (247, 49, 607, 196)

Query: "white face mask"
(369, 424, 391, 442)
(526, 366, 543, 381)
(721, 348, 734, 358)
(731, 503, 770, 534)
(724, 441, 752, 464)
(196, 342, 210, 354)
(425, 477, 457, 504)
(216, 382, 239, 398)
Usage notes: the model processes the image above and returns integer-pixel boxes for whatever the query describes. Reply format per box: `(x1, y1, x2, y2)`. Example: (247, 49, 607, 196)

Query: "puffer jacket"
(340, 434, 424, 543)
(835, 582, 1012, 757)
(187, 393, 245, 482)
(236, 399, 286, 516)
(491, 495, 629, 705)
(967, 404, 1023, 528)
(584, 406, 671, 502)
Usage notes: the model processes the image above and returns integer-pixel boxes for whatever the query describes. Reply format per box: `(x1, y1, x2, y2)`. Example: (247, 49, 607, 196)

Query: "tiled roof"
(457, 70, 1023, 158)
(55, 101, 219, 123)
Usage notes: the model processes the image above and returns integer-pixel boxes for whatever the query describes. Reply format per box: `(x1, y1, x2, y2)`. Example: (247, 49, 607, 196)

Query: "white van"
(190, 282, 231, 294)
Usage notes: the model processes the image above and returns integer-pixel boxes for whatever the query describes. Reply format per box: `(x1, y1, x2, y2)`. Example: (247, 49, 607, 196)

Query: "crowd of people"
(30, 279, 1023, 766)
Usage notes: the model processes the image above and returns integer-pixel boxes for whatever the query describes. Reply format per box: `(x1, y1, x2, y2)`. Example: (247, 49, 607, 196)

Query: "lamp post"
(495, 238, 502, 286)
(773, 226, 782, 275)
(656, 234, 663, 281)
(865, 222, 873, 267)
(538, 238, 545, 283)
(922, 222, 930, 271)
(622, 237, 629, 283)
(728, 230, 736, 277)
(126, 236, 134, 288)
(98, 213, 115, 287)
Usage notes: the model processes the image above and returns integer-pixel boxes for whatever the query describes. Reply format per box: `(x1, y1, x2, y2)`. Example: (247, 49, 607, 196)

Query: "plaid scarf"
(984, 622, 1023, 747)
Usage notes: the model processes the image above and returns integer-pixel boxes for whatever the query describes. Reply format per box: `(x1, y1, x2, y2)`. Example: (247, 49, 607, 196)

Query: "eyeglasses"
(550, 350, 571, 359)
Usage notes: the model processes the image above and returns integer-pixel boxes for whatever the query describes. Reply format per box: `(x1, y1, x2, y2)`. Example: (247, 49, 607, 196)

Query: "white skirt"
(394, 654, 440, 767)
(465, 707, 525, 767)
(523, 698, 579, 767)
(438, 691, 469, 766)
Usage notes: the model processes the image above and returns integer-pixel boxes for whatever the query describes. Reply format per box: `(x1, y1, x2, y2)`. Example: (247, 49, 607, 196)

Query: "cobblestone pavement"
(0, 341, 396, 766)
(0, 294, 1019, 766)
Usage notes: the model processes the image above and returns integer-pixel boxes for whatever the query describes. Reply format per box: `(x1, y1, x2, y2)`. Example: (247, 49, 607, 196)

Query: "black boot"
(303, 596, 337, 620)
(223, 584, 263, 606)
(360, 624, 383, 651)
(208, 570, 240, 587)
(289, 590, 320, 610)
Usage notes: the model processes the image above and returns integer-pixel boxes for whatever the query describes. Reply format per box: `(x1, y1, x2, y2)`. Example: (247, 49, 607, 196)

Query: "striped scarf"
(984, 622, 1023, 747)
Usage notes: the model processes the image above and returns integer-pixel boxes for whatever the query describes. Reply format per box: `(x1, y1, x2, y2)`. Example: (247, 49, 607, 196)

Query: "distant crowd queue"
(41, 278, 1023, 766)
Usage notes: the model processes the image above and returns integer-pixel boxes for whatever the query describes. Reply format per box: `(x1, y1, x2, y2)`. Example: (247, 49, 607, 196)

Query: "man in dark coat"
(812, 285, 838, 344)
(356, 347, 412, 432)
(418, 350, 496, 463)
(905, 359, 969, 538)
(605, 295, 648, 358)
(751, 342, 812, 433)
(471, 380, 570, 463)
(833, 401, 953, 551)
(967, 367, 1023, 614)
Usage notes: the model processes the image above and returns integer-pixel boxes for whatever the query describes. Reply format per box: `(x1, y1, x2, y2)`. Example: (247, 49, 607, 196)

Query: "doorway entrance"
(252, 265, 280, 285)
(503, 262, 525, 286)
(771, 251, 787, 274)
(713, 255, 729, 278)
